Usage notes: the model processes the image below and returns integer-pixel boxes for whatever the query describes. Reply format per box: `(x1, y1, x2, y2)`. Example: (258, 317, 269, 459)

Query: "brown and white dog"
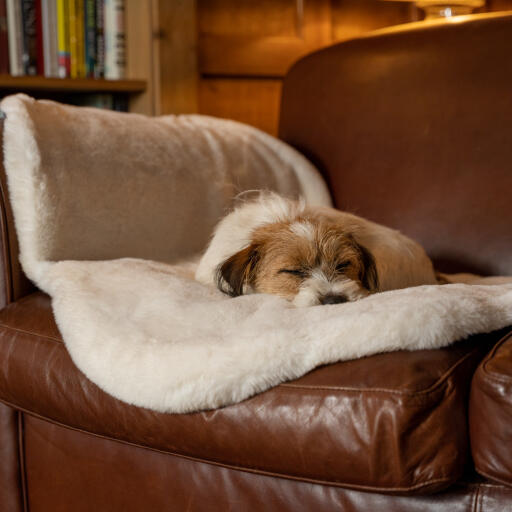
(195, 193, 438, 306)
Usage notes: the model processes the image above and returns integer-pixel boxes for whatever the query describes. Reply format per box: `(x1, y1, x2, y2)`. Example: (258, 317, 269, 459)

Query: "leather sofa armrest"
(0, 115, 36, 307)
(470, 331, 512, 487)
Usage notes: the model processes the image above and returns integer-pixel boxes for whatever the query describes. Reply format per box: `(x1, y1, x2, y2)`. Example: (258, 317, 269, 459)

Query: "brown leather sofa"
(1, 12, 512, 512)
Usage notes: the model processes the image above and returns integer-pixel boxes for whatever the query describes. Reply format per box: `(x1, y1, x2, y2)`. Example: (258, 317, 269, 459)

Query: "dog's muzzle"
(319, 294, 347, 305)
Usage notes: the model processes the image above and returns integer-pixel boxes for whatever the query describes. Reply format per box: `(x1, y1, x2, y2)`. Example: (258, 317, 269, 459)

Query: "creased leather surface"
(470, 331, 512, 486)
(23, 414, 512, 512)
(280, 14, 512, 277)
(0, 119, 34, 304)
(0, 403, 23, 512)
(0, 292, 503, 494)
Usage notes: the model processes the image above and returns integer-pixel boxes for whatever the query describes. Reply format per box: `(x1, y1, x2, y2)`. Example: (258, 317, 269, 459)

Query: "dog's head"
(209, 196, 379, 306)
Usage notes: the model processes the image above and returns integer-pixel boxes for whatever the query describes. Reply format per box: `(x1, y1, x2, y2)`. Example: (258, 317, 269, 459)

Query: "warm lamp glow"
(417, 1, 484, 19)
(381, 0, 484, 19)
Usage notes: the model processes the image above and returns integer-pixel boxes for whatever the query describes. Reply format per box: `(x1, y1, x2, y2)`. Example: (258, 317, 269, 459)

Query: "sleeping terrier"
(195, 192, 438, 306)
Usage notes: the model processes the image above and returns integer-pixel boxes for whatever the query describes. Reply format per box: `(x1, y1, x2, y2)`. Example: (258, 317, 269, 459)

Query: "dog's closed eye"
(278, 268, 308, 278)
(335, 261, 351, 272)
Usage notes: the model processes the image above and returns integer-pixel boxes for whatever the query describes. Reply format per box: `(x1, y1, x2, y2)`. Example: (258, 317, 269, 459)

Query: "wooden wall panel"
(199, 79, 282, 135)
(157, 0, 198, 115)
(331, 0, 417, 41)
(195, 0, 512, 135)
(199, 0, 299, 37)
(198, 0, 331, 77)
(125, 0, 158, 115)
(196, 0, 419, 134)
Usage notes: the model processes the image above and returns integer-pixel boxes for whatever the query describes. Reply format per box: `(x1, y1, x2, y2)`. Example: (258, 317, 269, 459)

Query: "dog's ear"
(216, 244, 260, 297)
(357, 242, 379, 292)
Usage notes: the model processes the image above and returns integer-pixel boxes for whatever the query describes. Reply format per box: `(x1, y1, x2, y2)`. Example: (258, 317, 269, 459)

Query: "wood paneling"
(0, 75, 146, 92)
(196, 0, 420, 133)
(199, 0, 299, 37)
(125, 0, 157, 115)
(198, 0, 331, 77)
(195, 0, 512, 134)
(157, 0, 198, 114)
(199, 79, 282, 135)
(331, 0, 417, 41)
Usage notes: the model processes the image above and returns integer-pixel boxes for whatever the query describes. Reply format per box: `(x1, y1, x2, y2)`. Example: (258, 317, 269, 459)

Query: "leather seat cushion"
(0, 292, 505, 494)
(470, 331, 512, 486)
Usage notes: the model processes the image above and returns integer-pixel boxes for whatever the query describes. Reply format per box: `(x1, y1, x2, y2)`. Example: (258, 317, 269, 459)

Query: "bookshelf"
(0, 0, 158, 116)
(0, 1, 200, 117)
(0, 75, 146, 93)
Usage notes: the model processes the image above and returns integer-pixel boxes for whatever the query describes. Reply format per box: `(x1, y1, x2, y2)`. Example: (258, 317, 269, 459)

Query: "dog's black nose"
(320, 294, 347, 305)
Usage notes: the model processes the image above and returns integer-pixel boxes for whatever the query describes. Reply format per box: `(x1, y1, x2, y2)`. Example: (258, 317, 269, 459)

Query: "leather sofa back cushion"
(470, 331, 512, 486)
(280, 14, 512, 276)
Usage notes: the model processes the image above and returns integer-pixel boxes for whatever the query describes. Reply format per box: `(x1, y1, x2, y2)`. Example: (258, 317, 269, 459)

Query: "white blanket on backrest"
(2, 95, 512, 413)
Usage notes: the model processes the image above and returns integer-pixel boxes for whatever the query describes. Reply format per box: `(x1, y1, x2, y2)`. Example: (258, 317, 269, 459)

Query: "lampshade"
(381, 0, 484, 19)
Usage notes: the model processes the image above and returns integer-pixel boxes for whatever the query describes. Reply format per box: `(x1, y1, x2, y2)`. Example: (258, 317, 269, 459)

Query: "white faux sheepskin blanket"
(2, 95, 512, 414)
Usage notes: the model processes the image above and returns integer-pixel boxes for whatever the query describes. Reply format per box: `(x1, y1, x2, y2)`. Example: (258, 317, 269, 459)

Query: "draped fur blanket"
(1, 94, 512, 414)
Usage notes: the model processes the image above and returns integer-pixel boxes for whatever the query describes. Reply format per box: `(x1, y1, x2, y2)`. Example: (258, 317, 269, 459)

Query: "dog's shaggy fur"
(196, 193, 438, 306)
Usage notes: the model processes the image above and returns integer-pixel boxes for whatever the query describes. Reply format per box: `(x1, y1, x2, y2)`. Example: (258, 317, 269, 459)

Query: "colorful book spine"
(74, 0, 85, 77)
(84, 0, 95, 77)
(6, 0, 23, 75)
(94, 0, 104, 78)
(21, 0, 38, 75)
(3, 0, 127, 87)
(0, 0, 9, 74)
(104, 0, 125, 79)
(35, 0, 44, 74)
(56, 0, 70, 77)
(42, 0, 59, 77)
(68, 0, 77, 77)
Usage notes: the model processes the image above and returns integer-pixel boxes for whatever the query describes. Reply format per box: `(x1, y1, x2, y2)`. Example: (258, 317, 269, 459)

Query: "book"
(94, 0, 104, 77)
(56, 0, 70, 77)
(75, 0, 85, 77)
(35, 0, 44, 74)
(104, 0, 125, 79)
(68, 0, 77, 76)
(3, 0, 128, 87)
(0, 0, 9, 74)
(42, 0, 59, 77)
(84, 0, 95, 77)
(6, 0, 23, 75)
(21, 0, 38, 75)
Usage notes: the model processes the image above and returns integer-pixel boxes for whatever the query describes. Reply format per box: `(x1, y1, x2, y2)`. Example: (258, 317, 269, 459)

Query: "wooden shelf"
(0, 75, 147, 93)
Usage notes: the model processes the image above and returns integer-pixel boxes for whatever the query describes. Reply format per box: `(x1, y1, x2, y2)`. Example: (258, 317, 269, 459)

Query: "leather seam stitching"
(280, 346, 479, 396)
(461, 482, 510, 490)
(17, 412, 29, 512)
(472, 484, 480, 512)
(475, 466, 512, 488)
(479, 331, 512, 379)
(4, 399, 455, 494)
(0, 323, 63, 344)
